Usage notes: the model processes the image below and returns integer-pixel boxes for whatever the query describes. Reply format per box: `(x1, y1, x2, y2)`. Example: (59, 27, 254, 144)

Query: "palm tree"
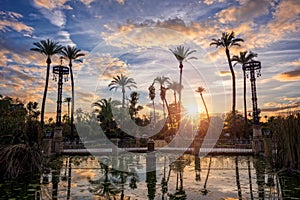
(169, 46, 197, 105)
(30, 39, 63, 131)
(210, 31, 244, 139)
(148, 83, 156, 123)
(64, 97, 71, 123)
(108, 74, 137, 108)
(61, 45, 85, 142)
(154, 76, 170, 120)
(231, 51, 257, 138)
(195, 86, 210, 122)
(93, 98, 120, 137)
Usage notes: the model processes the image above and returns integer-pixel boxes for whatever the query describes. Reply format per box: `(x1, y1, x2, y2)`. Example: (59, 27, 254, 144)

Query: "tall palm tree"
(61, 45, 85, 142)
(210, 31, 244, 139)
(108, 74, 137, 108)
(64, 97, 72, 123)
(195, 86, 210, 122)
(231, 51, 257, 138)
(169, 46, 197, 105)
(30, 39, 63, 131)
(154, 76, 170, 120)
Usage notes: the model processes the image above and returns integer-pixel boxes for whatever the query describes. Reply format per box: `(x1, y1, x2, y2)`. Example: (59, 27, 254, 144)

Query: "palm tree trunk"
(173, 91, 177, 104)
(69, 62, 75, 142)
(41, 58, 51, 131)
(67, 157, 72, 200)
(178, 62, 183, 104)
(176, 173, 179, 190)
(164, 98, 173, 129)
(226, 48, 237, 139)
(243, 70, 249, 138)
(67, 102, 70, 123)
(122, 87, 125, 108)
(152, 100, 156, 123)
(248, 157, 254, 200)
(179, 171, 183, 190)
(204, 156, 212, 191)
(200, 94, 210, 121)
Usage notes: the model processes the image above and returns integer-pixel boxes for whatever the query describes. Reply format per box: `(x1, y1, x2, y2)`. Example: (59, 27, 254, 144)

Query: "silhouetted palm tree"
(210, 31, 244, 139)
(148, 83, 156, 123)
(30, 39, 63, 131)
(169, 46, 197, 105)
(108, 74, 137, 108)
(61, 46, 85, 142)
(232, 51, 257, 138)
(93, 98, 121, 137)
(195, 86, 210, 121)
(154, 76, 170, 120)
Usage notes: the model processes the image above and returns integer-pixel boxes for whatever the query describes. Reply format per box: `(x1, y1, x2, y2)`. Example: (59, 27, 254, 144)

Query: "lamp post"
(53, 58, 69, 126)
(52, 57, 69, 154)
(243, 60, 263, 154)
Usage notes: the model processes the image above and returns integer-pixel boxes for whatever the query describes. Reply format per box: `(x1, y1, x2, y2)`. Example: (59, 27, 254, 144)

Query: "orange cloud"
(218, 71, 231, 77)
(0, 11, 33, 33)
(216, 0, 271, 23)
(274, 69, 300, 82)
(33, 0, 69, 10)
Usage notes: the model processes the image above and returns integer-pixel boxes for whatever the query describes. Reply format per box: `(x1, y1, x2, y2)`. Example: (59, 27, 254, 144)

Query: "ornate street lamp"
(53, 57, 69, 127)
(243, 60, 263, 154)
(243, 60, 261, 126)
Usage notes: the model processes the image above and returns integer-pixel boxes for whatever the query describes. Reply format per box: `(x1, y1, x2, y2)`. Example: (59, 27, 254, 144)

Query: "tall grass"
(269, 113, 300, 170)
(0, 143, 43, 179)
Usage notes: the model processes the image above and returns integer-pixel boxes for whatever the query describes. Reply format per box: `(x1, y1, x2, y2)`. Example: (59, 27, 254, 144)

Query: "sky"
(1, 0, 300, 120)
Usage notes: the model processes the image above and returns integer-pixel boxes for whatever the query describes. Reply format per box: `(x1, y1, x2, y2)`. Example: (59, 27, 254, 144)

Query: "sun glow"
(185, 104, 200, 117)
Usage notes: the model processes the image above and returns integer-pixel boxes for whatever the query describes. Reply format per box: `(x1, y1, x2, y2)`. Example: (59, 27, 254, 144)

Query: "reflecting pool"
(1, 153, 300, 199)
(37, 154, 284, 200)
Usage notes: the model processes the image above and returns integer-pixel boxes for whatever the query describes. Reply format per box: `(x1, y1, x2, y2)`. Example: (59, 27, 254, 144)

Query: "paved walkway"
(63, 147, 253, 155)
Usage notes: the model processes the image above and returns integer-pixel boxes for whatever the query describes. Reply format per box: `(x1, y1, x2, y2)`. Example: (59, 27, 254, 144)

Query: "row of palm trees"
(211, 31, 259, 138)
(30, 39, 85, 141)
(31, 31, 258, 141)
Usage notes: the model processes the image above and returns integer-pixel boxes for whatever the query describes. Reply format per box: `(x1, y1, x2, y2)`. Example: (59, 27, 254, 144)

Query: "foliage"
(128, 91, 143, 120)
(0, 143, 43, 179)
(223, 111, 252, 139)
(0, 95, 44, 179)
(108, 74, 137, 108)
(169, 45, 197, 66)
(268, 114, 300, 170)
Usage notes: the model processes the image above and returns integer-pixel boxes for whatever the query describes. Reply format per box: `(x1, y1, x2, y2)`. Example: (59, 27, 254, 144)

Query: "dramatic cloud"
(33, 0, 69, 10)
(32, 0, 71, 27)
(0, 11, 34, 33)
(216, 0, 272, 23)
(79, 0, 95, 7)
(274, 68, 300, 81)
(261, 101, 300, 112)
